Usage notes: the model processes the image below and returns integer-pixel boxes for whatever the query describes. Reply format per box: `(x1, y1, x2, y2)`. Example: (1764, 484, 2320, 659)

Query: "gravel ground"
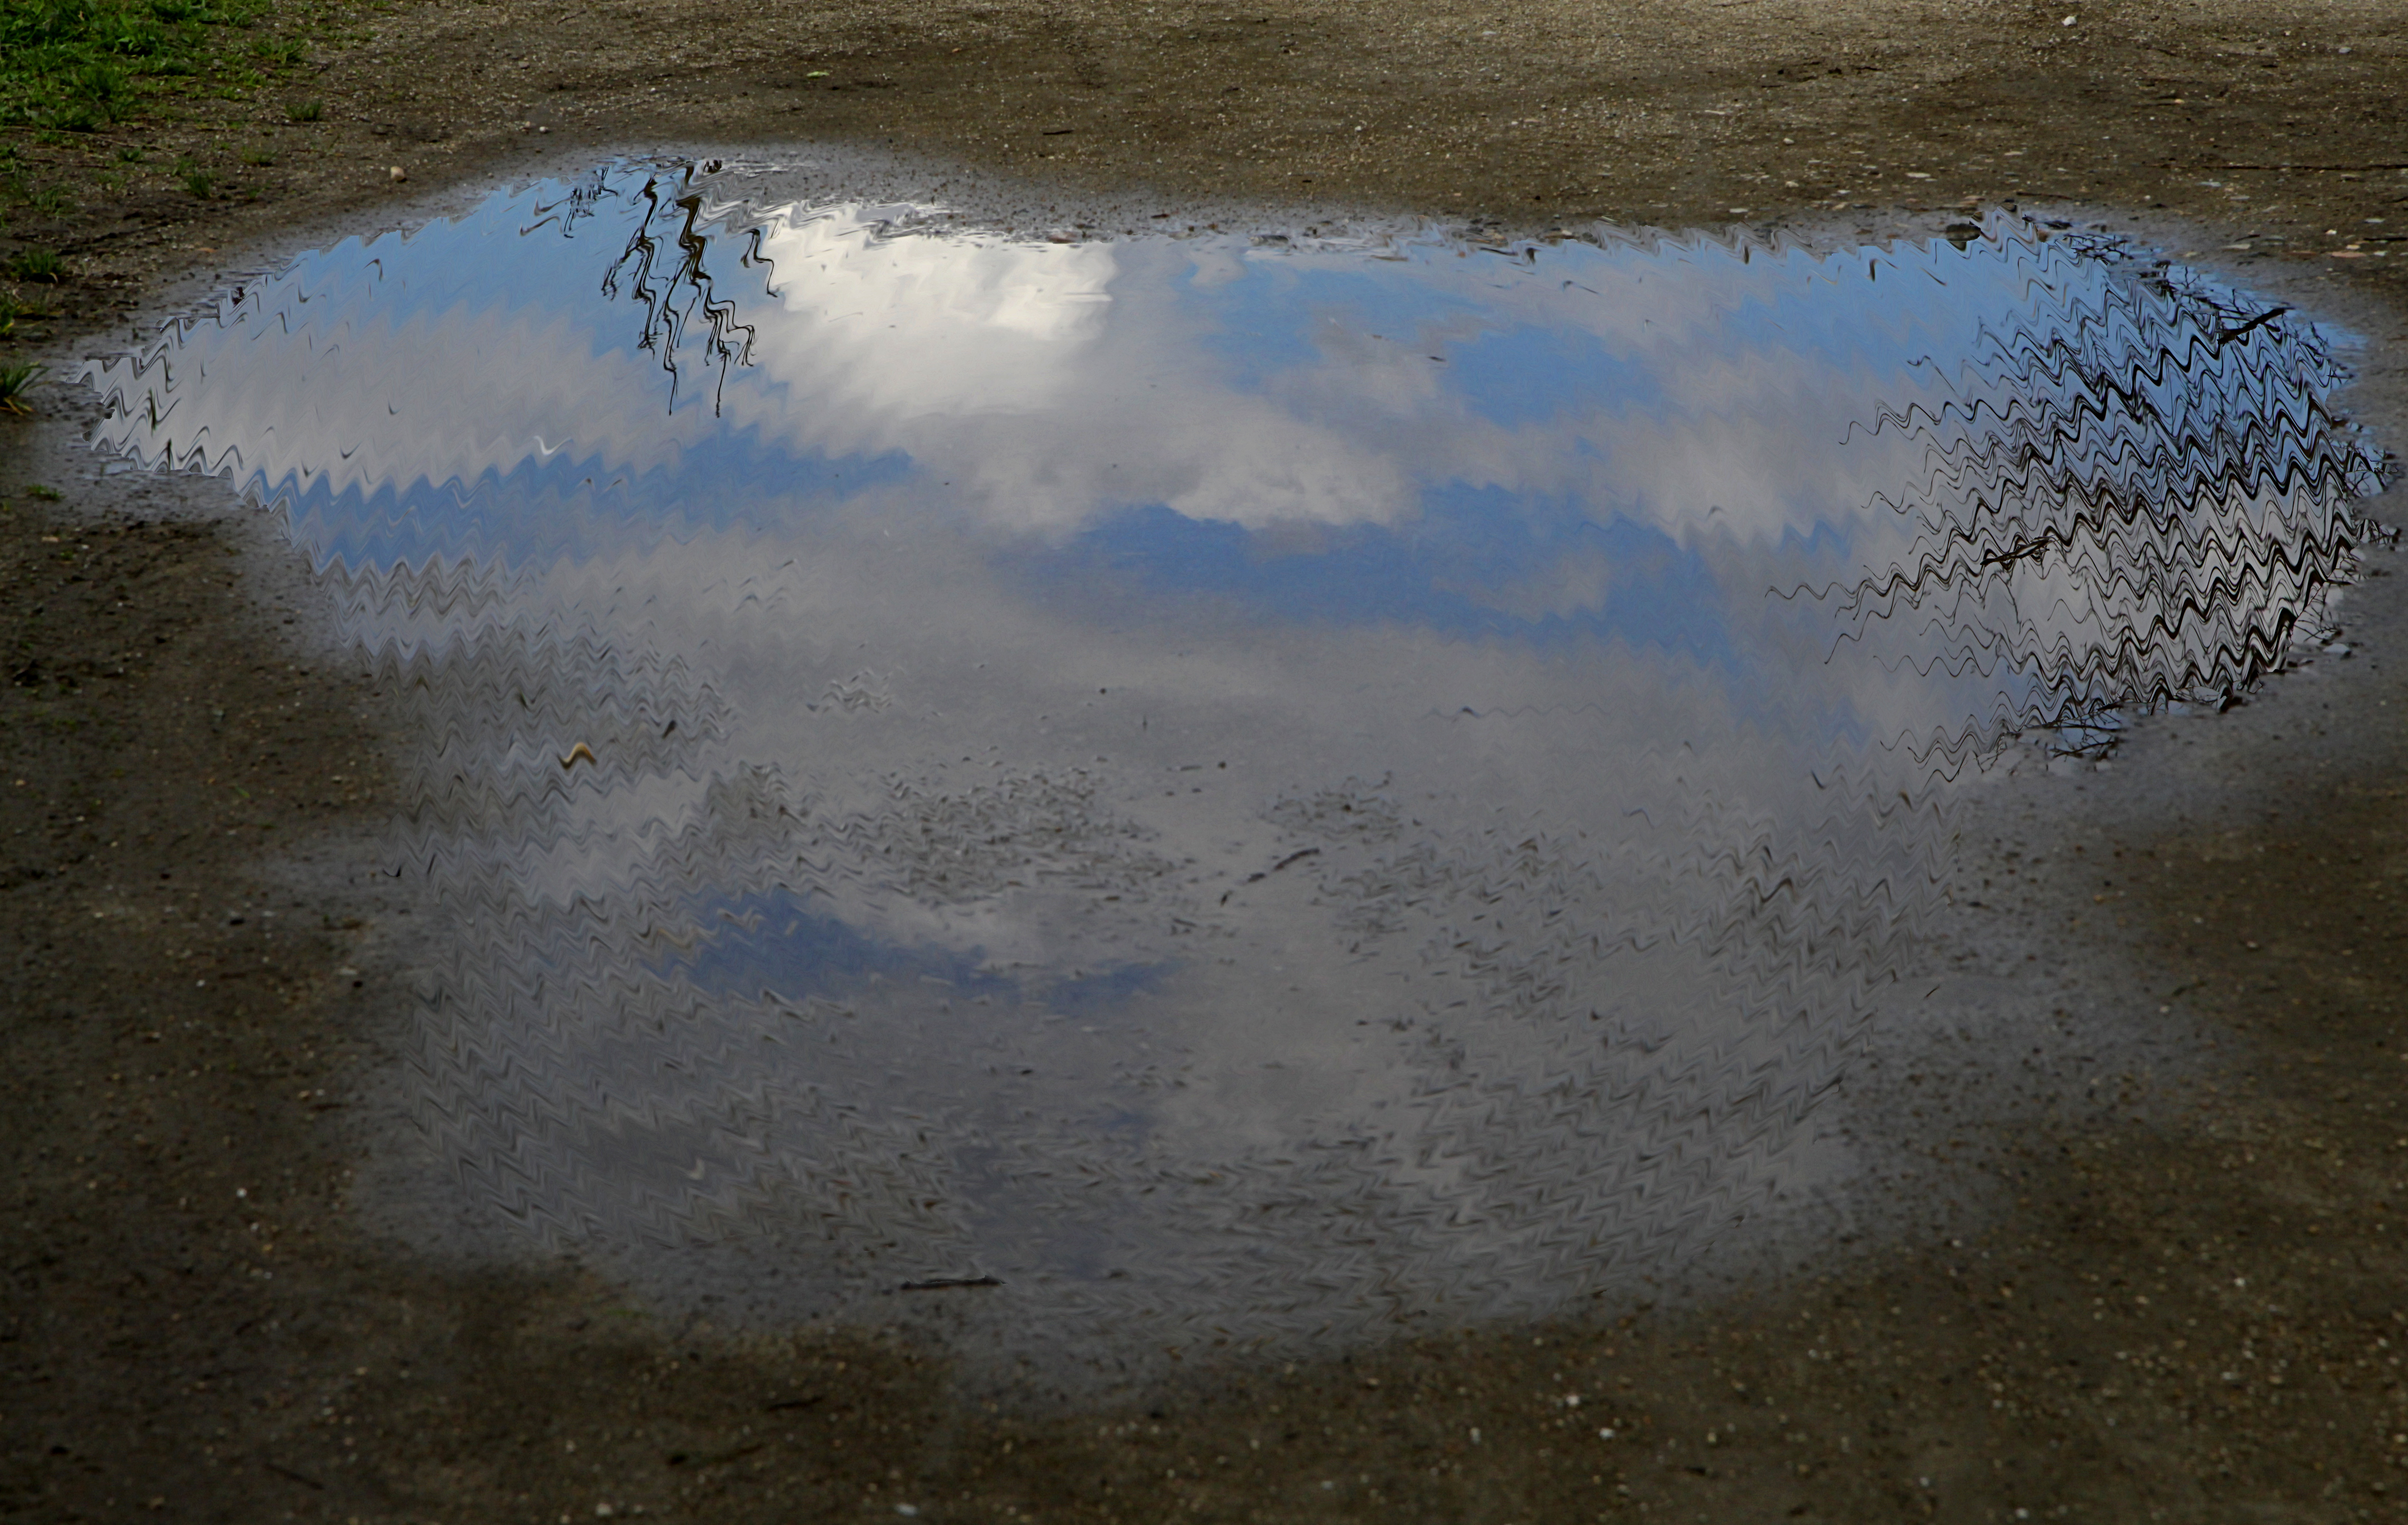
(4, 1, 2408, 1520)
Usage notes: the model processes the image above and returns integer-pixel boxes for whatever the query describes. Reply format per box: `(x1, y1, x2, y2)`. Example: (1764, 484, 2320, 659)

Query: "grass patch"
(5, 248, 66, 282)
(0, 361, 43, 415)
(284, 95, 320, 122)
(0, 0, 297, 132)
(0, 288, 58, 329)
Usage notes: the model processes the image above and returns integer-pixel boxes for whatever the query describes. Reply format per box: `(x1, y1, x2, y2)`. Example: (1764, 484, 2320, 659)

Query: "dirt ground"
(5, 0, 2408, 1521)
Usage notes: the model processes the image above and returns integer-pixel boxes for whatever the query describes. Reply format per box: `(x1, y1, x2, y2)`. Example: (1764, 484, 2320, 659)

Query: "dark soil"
(3, 0, 2407, 311)
(4, 1, 2408, 1521)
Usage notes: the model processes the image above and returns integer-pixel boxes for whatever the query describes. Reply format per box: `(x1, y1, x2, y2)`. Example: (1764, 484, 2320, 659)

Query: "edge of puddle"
(63, 149, 2408, 1290)
(1808, 198, 2408, 1260)
(11, 145, 2408, 1424)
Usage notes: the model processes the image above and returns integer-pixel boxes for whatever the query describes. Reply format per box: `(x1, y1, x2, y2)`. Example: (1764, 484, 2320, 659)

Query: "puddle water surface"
(86, 165, 2382, 1369)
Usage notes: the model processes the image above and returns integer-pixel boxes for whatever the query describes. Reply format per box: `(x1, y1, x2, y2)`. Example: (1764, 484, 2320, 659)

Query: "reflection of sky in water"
(673, 884, 1172, 1020)
(1031, 498, 1740, 658)
(88, 165, 2375, 1360)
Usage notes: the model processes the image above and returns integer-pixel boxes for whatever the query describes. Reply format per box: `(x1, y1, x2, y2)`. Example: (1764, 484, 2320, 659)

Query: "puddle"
(85, 164, 2382, 1370)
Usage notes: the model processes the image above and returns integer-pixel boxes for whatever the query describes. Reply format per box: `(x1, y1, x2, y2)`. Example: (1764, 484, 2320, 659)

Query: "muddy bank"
(4, 0, 2408, 330)
(4, 1, 2408, 1521)
(4, 0, 2407, 306)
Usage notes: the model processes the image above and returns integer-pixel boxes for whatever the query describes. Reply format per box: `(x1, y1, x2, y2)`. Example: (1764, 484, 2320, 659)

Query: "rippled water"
(87, 164, 2380, 1363)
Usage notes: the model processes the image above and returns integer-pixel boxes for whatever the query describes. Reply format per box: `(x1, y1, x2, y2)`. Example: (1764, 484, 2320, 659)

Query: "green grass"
(0, 0, 289, 132)
(284, 95, 319, 121)
(0, 361, 43, 414)
(0, 287, 56, 329)
(5, 248, 65, 282)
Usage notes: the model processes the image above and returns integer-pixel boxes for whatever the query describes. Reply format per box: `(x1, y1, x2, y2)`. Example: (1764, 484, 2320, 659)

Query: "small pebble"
(389, 166, 408, 182)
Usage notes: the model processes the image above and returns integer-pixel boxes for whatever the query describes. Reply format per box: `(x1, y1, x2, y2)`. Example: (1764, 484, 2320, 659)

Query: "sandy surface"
(4, 1, 2408, 1520)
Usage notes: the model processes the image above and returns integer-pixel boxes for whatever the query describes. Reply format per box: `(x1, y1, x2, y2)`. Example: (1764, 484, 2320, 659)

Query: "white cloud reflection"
(102, 199, 2004, 550)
